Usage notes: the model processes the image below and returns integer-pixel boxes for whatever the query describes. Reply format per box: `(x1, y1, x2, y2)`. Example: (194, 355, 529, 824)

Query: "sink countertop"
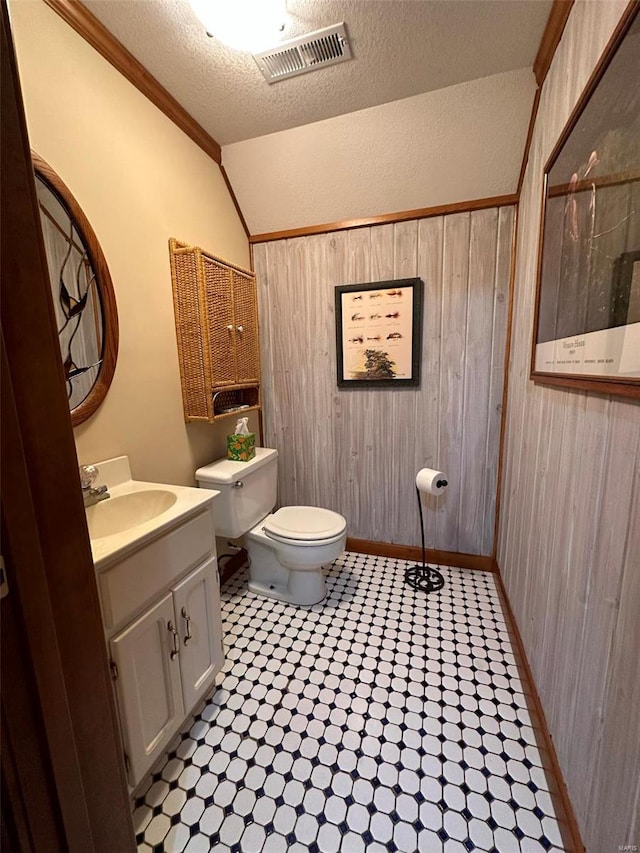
(87, 463, 219, 571)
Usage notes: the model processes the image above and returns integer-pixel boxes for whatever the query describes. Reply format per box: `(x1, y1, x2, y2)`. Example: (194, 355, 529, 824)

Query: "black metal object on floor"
(404, 484, 445, 593)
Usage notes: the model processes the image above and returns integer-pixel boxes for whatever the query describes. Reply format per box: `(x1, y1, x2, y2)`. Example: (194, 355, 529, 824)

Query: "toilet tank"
(196, 447, 278, 539)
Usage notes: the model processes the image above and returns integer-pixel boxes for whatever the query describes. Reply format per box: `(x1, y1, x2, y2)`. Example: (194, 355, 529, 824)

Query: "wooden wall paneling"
(521, 387, 564, 667)
(507, 377, 542, 652)
(252, 244, 269, 384)
(458, 208, 498, 554)
(538, 391, 587, 739)
(369, 224, 395, 283)
(437, 213, 471, 552)
(259, 240, 281, 454)
(500, 161, 546, 611)
(258, 206, 514, 556)
(566, 398, 636, 829)
(551, 394, 610, 777)
(391, 220, 419, 546)
(262, 239, 290, 488)
(586, 442, 640, 851)
(324, 230, 351, 518)
(497, 3, 637, 845)
(282, 237, 312, 505)
(252, 243, 273, 444)
(339, 228, 372, 535)
(416, 216, 444, 549)
(482, 205, 514, 554)
(368, 224, 396, 539)
(305, 234, 337, 509)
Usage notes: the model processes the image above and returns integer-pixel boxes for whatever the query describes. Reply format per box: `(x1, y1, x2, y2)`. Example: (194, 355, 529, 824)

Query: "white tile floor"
(133, 552, 571, 852)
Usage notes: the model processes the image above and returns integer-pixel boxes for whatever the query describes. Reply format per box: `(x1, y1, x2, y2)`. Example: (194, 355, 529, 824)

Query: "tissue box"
(226, 432, 256, 461)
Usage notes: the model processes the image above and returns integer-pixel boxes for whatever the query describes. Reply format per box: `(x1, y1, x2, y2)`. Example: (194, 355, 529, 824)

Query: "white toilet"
(196, 448, 346, 606)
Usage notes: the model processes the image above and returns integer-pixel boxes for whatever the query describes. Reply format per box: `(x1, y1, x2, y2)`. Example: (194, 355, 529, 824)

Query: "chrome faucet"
(79, 464, 110, 507)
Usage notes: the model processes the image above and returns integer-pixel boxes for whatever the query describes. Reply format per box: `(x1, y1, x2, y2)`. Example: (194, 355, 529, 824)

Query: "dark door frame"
(1, 2, 135, 848)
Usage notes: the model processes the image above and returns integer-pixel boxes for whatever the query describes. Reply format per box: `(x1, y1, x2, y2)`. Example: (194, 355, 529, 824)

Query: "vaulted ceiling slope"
(224, 68, 535, 235)
(79, 0, 549, 233)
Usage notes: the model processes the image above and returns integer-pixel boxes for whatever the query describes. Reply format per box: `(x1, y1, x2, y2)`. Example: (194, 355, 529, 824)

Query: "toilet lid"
(264, 506, 346, 542)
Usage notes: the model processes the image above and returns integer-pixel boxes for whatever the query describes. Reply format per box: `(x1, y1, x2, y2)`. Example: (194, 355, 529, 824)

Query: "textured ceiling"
(82, 0, 552, 146)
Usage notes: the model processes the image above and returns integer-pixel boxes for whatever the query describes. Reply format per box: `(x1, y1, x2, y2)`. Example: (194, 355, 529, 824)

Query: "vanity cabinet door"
(173, 559, 224, 713)
(110, 592, 184, 785)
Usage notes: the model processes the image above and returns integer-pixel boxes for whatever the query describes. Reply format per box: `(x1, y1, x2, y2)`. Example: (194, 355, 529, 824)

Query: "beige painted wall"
(498, 1, 640, 847)
(10, 0, 255, 487)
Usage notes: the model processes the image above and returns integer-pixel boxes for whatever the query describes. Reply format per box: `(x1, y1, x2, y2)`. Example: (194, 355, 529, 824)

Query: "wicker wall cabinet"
(169, 239, 261, 422)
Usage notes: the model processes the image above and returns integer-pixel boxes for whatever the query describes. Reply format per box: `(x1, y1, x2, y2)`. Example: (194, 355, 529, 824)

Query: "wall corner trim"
(43, 0, 222, 165)
(492, 204, 520, 557)
(495, 568, 586, 853)
(220, 162, 250, 240)
(533, 0, 575, 88)
(518, 1, 574, 195)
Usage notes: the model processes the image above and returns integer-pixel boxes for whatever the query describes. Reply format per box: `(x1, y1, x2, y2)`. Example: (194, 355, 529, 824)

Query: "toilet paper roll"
(415, 468, 448, 496)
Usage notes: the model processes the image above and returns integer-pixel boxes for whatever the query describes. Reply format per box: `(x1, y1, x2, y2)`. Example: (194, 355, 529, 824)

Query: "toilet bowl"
(196, 449, 346, 606)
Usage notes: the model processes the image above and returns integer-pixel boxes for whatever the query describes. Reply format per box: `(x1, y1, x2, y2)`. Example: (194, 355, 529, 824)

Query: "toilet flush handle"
(233, 481, 244, 488)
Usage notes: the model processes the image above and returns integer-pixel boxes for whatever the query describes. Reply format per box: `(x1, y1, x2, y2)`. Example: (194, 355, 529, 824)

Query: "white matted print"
(335, 278, 422, 387)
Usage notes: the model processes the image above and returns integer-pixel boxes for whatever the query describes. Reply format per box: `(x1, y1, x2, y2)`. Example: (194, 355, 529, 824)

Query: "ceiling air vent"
(253, 23, 352, 84)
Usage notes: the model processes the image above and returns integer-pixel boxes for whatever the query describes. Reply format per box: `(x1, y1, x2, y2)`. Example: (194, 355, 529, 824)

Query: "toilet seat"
(263, 506, 346, 547)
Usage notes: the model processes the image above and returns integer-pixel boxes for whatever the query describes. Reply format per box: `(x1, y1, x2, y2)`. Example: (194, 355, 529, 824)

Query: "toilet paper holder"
(404, 468, 447, 594)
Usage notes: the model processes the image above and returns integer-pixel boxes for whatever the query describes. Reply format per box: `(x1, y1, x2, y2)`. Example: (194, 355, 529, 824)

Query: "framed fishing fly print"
(531, 3, 640, 399)
(335, 278, 423, 388)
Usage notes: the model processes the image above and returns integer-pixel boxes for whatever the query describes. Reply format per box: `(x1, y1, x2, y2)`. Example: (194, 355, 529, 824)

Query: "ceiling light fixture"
(189, 0, 288, 53)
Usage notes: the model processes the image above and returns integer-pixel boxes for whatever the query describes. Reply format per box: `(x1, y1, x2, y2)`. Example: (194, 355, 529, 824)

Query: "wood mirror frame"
(32, 152, 119, 426)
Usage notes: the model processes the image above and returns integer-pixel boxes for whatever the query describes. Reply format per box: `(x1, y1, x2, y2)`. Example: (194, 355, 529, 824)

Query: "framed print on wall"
(531, 4, 640, 399)
(335, 278, 423, 388)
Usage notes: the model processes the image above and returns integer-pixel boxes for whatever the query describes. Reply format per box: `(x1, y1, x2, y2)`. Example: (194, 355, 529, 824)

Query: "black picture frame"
(335, 278, 423, 388)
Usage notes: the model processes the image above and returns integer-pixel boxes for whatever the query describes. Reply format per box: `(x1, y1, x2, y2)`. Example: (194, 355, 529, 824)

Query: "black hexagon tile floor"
(133, 552, 571, 852)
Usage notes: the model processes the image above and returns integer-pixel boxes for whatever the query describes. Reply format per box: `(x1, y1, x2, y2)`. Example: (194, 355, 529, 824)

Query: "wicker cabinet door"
(231, 268, 260, 384)
(202, 254, 236, 387)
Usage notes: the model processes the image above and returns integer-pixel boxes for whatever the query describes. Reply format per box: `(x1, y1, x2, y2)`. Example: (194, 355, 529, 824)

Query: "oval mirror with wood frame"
(32, 152, 118, 426)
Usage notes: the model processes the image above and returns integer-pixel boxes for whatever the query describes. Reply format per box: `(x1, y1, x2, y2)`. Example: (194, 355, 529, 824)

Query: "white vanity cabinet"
(172, 559, 223, 712)
(110, 593, 184, 785)
(109, 557, 223, 784)
(95, 499, 224, 787)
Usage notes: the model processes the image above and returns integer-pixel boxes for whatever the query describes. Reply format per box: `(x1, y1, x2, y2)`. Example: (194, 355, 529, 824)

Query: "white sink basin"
(86, 489, 178, 539)
(85, 456, 219, 570)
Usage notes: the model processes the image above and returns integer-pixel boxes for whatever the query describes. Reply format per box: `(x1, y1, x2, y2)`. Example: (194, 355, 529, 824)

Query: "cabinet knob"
(226, 324, 234, 332)
(236, 325, 244, 333)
